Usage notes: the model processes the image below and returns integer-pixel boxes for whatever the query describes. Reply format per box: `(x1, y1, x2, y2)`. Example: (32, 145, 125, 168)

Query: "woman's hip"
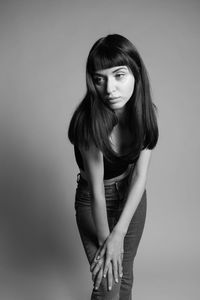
(75, 171, 131, 210)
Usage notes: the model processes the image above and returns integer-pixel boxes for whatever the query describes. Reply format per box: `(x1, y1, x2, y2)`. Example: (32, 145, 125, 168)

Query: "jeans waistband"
(78, 164, 134, 186)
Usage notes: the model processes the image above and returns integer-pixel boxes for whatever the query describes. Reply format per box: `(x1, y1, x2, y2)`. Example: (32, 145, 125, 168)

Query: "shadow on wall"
(0, 130, 79, 299)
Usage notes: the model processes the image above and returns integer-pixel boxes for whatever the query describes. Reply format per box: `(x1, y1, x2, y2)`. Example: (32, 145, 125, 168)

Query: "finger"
(120, 249, 124, 262)
(118, 256, 123, 278)
(97, 246, 106, 260)
(90, 259, 99, 272)
(92, 266, 100, 282)
(94, 267, 103, 290)
(91, 260, 103, 281)
(112, 259, 118, 283)
(90, 248, 102, 271)
(107, 264, 113, 291)
(103, 255, 111, 278)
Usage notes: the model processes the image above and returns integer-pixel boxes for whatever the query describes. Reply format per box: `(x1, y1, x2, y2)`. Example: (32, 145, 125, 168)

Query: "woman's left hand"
(91, 257, 114, 291)
(91, 229, 125, 283)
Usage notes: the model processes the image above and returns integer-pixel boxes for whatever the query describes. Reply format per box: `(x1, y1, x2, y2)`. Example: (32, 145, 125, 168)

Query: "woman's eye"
(115, 73, 125, 79)
(94, 77, 105, 85)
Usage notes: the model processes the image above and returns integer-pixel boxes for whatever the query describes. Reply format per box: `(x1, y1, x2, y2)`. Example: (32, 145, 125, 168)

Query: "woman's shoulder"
(68, 96, 92, 146)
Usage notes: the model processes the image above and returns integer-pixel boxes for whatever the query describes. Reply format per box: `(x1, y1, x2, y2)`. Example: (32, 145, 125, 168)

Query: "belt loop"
(115, 181, 119, 191)
(77, 173, 80, 183)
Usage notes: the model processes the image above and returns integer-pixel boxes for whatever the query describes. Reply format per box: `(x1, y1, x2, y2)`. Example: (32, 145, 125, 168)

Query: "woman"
(68, 34, 158, 300)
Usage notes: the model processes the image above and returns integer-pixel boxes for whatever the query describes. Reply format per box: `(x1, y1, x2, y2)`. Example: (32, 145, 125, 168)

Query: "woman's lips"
(108, 97, 120, 102)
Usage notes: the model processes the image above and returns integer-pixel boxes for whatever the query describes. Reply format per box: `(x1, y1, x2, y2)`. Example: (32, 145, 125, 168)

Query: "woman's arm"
(80, 144, 116, 290)
(96, 149, 152, 276)
(114, 148, 152, 235)
(80, 144, 110, 246)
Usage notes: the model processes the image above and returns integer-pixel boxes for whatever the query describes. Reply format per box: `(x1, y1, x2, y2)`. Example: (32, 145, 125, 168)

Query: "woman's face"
(93, 65, 135, 112)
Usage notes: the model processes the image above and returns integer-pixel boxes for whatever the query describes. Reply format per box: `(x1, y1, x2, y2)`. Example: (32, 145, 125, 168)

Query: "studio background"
(0, 0, 199, 299)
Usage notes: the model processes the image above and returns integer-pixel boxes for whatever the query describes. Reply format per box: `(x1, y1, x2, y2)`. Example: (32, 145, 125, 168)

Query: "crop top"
(74, 146, 135, 180)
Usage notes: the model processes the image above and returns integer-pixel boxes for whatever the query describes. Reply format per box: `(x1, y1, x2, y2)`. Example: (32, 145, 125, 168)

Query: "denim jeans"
(75, 173, 147, 300)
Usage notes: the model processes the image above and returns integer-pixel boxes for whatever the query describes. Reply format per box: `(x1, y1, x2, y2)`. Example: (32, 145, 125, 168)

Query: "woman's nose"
(106, 78, 116, 94)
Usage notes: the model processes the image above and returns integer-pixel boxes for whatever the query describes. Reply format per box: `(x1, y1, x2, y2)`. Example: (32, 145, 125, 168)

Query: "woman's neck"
(114, 108, 128, 128)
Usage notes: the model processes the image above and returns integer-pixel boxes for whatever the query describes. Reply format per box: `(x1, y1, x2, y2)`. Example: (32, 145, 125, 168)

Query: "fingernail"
(97, 256, 100, 259)
(115, 278, 118, 283)
(103, 274, 106, 278)
(95, 286, 98, 290)
(108, 286, 111, 290)
(120, 273, 123, 277)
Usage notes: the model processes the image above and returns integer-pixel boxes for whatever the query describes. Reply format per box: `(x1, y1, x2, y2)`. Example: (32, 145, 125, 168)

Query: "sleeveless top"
(74, 146, 135, 180)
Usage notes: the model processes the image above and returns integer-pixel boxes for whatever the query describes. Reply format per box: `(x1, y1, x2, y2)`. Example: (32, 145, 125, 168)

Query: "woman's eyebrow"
(112, 67, 128, 73)
(94, 67, 128, 76)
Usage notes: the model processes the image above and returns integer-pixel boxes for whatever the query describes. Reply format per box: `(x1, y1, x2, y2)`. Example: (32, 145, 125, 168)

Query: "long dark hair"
(68, 34, 158, 162)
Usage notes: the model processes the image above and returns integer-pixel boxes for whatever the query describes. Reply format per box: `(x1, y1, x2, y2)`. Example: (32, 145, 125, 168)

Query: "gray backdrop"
(0, 0, 199, 299)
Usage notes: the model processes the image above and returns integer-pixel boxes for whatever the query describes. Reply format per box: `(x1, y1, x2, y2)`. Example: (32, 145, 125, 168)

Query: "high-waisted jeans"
(75, 173, 147, 300)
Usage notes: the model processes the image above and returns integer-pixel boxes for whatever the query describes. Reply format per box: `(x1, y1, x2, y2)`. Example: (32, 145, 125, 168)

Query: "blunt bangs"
(87, 45, 132, 74)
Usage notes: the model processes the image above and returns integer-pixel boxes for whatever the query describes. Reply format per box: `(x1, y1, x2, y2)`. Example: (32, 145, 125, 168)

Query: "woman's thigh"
(75, 204, 122, 299)
(75, 179, 123, 299)
(75, 204, 120, 264)
(74, 177, 124, 263)
(123, 190, 147, 263)
(119, 190, 147, 299)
